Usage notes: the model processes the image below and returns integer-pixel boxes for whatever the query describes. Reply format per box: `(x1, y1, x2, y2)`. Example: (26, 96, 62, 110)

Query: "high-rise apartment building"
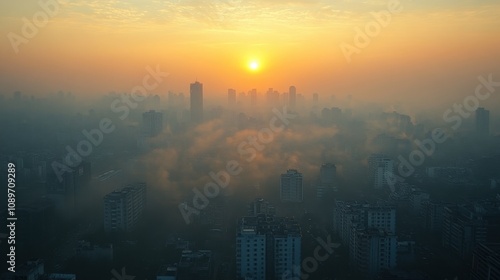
(103, 183, 146, 232)
(317, 163, 337, 198)
(280, 169, 303, 202)
(368, 154, 394, 190)
(289, 86, 296, 109)
(350, 228, 397, 278)
(142, 110, 163, 137)
(236, 214, 301, 280)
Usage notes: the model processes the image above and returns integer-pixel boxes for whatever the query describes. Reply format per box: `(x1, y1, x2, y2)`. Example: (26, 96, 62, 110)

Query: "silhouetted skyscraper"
(476, 107, 490, 136)
(142, 110, 163, 137)
(280, 169, 303, 202)
(266, 88, 279, 108)
(289, 86, 296, 109)
(250, 89, 257, 107)
(190, 81, 203, 123)
(317, 163, 337, 198)
(368, 154, 394, 190)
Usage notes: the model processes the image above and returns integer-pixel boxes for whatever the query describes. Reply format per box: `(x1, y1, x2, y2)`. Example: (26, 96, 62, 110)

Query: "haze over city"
(0, 1, 500, 280)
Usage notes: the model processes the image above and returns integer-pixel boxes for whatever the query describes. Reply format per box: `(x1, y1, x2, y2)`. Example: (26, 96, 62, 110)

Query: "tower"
(289, 86, 296, 109)
(190, 81, 203, 123)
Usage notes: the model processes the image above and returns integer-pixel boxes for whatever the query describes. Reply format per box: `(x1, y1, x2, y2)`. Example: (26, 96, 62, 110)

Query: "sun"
(248, 60, 260, 71)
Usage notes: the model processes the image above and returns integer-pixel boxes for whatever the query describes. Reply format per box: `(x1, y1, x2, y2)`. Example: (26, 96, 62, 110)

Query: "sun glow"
(248, 60, 260, 71)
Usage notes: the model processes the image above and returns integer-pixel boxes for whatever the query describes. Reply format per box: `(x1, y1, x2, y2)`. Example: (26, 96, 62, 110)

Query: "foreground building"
(442, 201, 500, 258)
(350, 228, 397, 278)
(471, 243, 500, 280)
(236, 214, 301, 280)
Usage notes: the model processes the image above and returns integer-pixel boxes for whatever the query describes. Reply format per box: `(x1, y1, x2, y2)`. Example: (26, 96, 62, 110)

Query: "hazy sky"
(1, 0, 499, 106)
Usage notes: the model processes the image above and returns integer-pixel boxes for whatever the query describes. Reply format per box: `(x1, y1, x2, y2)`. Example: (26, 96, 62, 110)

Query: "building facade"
(280, 169, 303, 202)
(103, 183, 146, 232)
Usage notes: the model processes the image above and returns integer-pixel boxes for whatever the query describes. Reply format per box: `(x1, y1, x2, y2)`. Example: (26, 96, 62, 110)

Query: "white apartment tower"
(236, 215, 301, 280)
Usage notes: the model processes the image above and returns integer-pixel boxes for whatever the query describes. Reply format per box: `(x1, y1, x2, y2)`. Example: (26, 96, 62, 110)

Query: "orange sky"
(1, 0, 499, 106)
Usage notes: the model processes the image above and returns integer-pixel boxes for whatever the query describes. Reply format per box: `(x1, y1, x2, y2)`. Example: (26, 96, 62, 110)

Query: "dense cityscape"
(0, 84, 499, 279)
(1, 0, 500, 279)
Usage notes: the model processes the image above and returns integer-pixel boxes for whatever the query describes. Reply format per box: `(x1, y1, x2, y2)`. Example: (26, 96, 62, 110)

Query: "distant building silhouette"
(317, 163, 337, 198)
(250, 88, 257, 107)
(190, 81, 203, 123)
(142, 110, 163, 137)
(289, 86, 296, 109)
(248, 198, 275, 216)
(266, 88, 279, 108)
(368, 154, 394, 190)
(280, 169, 303, 202)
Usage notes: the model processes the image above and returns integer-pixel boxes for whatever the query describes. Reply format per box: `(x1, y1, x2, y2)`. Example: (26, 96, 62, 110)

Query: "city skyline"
(1, 1, 499, 108)
(1, 1, 500, 279)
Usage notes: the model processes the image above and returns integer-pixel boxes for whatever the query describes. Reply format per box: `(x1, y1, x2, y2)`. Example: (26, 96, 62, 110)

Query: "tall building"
(350, 228, 397, 278)
(333, 201, 397, 247)
(368, 154, 394, 190)
(190, 81, 203, 123)
(471, 243, 500, 280)
(422, 201, 449, 233)
(236, 214, 301, 280)
(280, 169, 303, 202)
(476, 107, 490, 136)
(317, 163, 337, 198)
(334, 201, 397, 278)
(103, 183, 146, 232)
(250, 89, 257, 107)
(289, 86, 296, 109)
(266, 88, 279, 108)
(409, 189, 430, 215)
(228, 88, 236, 108)
(142, 110, 163, 137)
(442, 201, 500, 258)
